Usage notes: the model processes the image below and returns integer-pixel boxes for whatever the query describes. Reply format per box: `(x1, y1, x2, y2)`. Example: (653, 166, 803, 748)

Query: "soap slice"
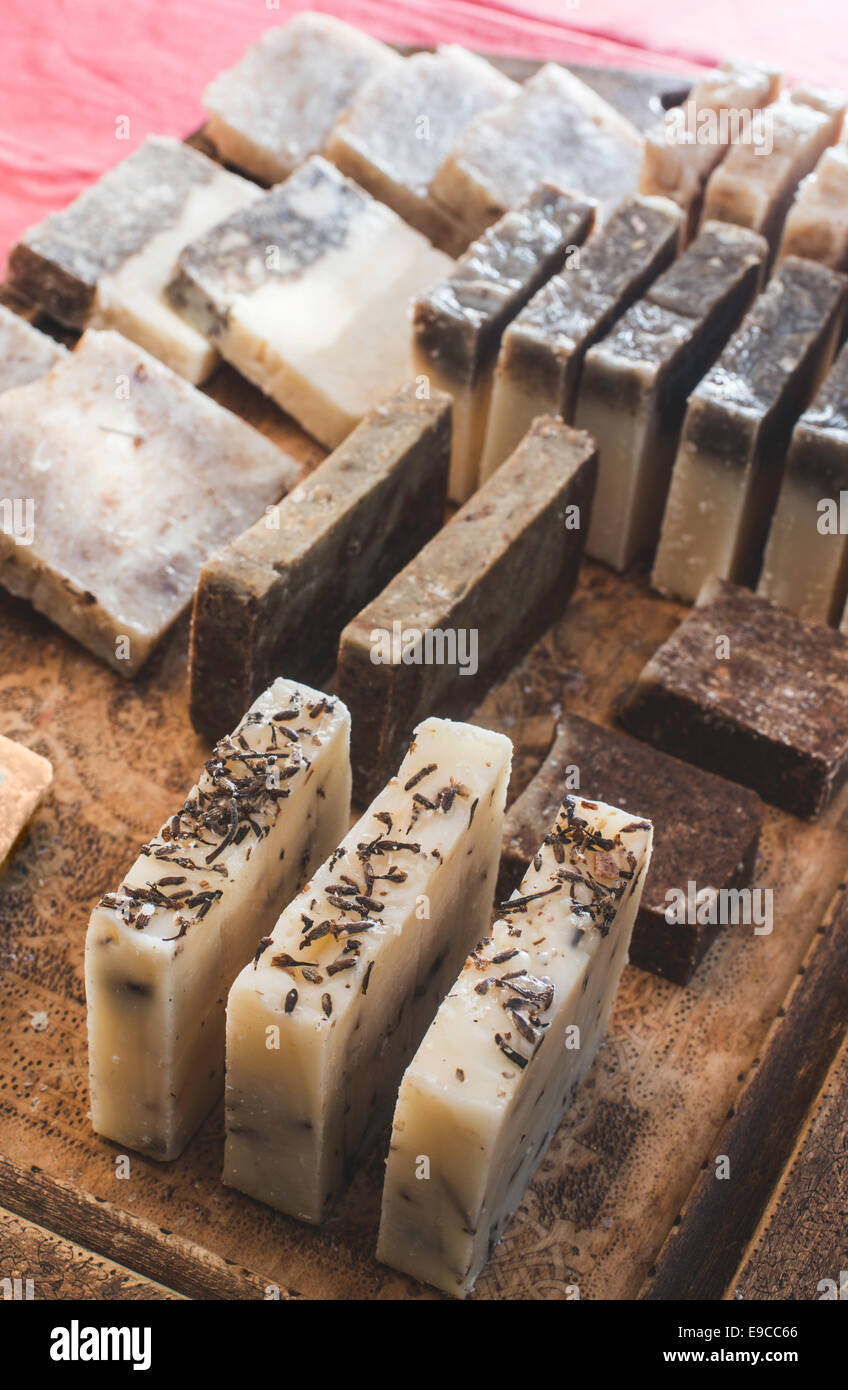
(758, 342, 848, 623)
(639, 59, 780, 238)
(0, 329, 298, 676)
(0, 736, 53, 875)
(498, 713, 762, 984)
(412, 184, 595, 500)
(326, 44, 517, 255)
(701, 91, 846, 251)
(0, 305, 66, 391)
(430, 63, 644, 243)
(619, 577, 848, 818)
(778, 140, 848, 270)
(189, 382, 452, 741)
(203, 13, 401, 184)
(6, 137, 260, 382)
(223, 716, 512, 1221)
(168, 155, 452, 448)
(336, 418, 597, 804)
(479, 195, 682, 481)
(85, 678, 351, 1160)
(377, 794, 652, 1297)
(653, 257, 847, 603)
(575, 221, 768, 570)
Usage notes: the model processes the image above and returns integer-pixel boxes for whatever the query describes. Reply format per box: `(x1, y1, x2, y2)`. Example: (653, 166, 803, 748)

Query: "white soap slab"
(0, 305, 67, 393)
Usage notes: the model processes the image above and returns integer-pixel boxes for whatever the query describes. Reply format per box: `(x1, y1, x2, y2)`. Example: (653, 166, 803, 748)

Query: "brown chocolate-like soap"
(618, 576, 848, 819)
(498, 711, 762, 984)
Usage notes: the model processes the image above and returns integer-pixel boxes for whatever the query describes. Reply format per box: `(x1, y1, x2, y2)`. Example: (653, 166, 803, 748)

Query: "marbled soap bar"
(0, 305, 66, 392)
(377, 794, 652, 1297)
(223, 717, 511, 1222)
(86, 678, 351, 1160)
(0, 736, 53, 876)
(0, 330, 298, 676)
(169, 156, 452, 448)
(189, 383, 452, 741)
(203, 13, 401, 184)
(431, 63, 644, 242)
(575, 221, 767, 570)
(479, 195, 682, 481)
(7, 138, 259, 382)
(779, 139, 848, 270)
(326, 44, 517, 255)
(653, 257, 847, 603)
(412, 183, 595, 500)
(336, 418, 597, 804)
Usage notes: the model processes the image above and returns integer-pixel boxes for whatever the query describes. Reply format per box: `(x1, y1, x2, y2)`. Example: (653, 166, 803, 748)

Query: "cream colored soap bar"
(169, 156, 452, 448)
(204, 13, 401, 184)
(223, 717, 512, 1222)
(0, 305, 66, 392)
(377, 795, 653, 1298)
(0, 736, 53, 875)
(779, 139, 848, 270)
(85, 679, 351, 1161)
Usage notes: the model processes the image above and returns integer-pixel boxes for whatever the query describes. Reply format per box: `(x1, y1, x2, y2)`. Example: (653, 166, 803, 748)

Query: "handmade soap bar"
(169, 156, 452, 448)
(0, 305, 66, 392)
(189, 383, 452, 741)
(0, 329, 298, 676)
(0, 736, 53, 876)
(86, 678, 351, 1160)
(431, 63, 644, 243)
(758, 342, 848, 624)
(7, 138, 259, 382)
(203, 13, 401, 184)
(653, 257, 847, 603)
(575, 222, 767, 570)
(412, 184, 595, 501)
(326, 45, 517, 255)
(701, 92, 845, 251)
(619, 577, 848, 818)
(336, 418, 597, 804)
(377, 794, 652, 1297)
(639, 59, 780, 238)
(479, 195, 682, 481)
(778, 140, 848, 270)
(223, 716, 512, 1221)
(498, 713, 762, 984)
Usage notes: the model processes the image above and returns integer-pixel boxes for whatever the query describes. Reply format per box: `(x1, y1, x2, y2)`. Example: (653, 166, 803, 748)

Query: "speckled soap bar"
(0, 736, 53, 875)
(0, 305, 66, 392)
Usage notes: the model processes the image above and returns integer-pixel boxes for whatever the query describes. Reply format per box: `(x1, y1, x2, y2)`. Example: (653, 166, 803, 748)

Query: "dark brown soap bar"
(498, 711, 762, 984)
(618, 576, 848, 819)
(189, 383, 452, 742)
(336, 417, 597, 804)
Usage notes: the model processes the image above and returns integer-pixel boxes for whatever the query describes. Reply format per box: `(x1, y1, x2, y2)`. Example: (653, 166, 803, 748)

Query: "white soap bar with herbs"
(85, 678, 351, 1161)
(223, 717, 512, 1222)
(377, 794, 653, 1298)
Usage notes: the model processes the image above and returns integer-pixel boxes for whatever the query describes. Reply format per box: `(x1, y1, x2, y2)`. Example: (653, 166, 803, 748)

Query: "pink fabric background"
(1, 0, 846, 271)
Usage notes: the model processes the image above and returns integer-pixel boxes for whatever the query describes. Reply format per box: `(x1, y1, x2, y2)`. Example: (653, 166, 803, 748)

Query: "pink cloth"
(1, 0, 845, 271)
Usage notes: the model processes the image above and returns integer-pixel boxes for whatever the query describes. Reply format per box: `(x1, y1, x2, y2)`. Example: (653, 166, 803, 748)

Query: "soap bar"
(0, 736, 53, 875)
(85, 678, 351, 1160)
(653, 257, 847, 603)
(7, 138, 259, 382)
(758, 342, 848, 624)
(639, 59, 780, 238)
(618, 577, 848, 818)
(0, 329, 298, 676)
(430, 63, 644, 243)
(223, 716, 512, 1222)
(326, 44, 517, 255)
(0, 305, 66, 392)
(168, 156, 452, 448)
(189, 382, 452, 741)
(377, 794, 652, 1297)
(203, 13, 401, 184)
(575, 221, 767, 570)
(778, 140, 848, 270)
(479, 195, 682, 481)
(336, 418, 597, 804)
(412, 184, 595, 500)
(498, 713, 762, 984)
(701, 92, 845, 251)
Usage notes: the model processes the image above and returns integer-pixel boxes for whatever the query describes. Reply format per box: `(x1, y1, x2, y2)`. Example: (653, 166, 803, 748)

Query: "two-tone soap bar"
(377, 794, 652, 1297)
(223, 717, 512, 1222)
(778, 137, 848, 271)
(86, 678, 351, 1160)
